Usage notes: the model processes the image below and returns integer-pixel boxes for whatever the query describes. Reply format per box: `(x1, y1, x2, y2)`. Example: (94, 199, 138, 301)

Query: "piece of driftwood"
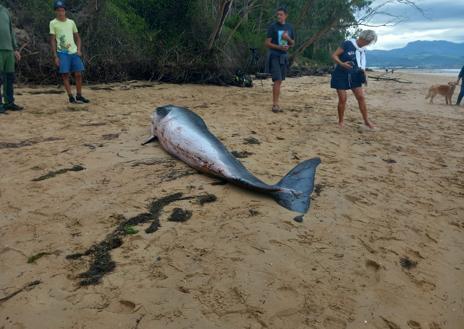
(368, 75, 412, 84)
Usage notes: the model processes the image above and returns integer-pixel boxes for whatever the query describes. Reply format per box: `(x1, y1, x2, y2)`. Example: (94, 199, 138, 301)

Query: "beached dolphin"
(143, 105, 321, 213)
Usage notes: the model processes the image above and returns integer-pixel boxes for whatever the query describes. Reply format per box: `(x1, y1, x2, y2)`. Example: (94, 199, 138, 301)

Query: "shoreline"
(381, 68, 461, 77)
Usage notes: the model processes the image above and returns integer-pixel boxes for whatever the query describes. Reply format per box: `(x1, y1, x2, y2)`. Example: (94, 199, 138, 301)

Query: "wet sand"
(0, 73, 463, 329)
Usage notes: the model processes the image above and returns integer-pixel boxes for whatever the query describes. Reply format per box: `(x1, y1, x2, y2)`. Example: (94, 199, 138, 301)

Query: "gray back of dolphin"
(147, 105, 321, 214)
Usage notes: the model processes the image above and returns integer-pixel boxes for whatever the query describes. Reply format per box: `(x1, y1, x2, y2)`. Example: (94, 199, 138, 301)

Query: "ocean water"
(399, 69, 460, 77)
(372, 68, 461, 77)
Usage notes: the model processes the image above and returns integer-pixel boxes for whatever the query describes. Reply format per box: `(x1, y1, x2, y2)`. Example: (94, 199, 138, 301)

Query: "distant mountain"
(368, 41, 464, 69)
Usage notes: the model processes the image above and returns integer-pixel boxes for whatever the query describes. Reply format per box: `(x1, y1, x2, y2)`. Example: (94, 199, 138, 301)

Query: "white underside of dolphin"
(144, 105, 321, 214)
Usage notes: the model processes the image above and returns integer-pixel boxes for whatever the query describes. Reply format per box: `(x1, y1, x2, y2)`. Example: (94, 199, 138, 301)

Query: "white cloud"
(371, 26, 462, 50)
(357, 0, 464, 49)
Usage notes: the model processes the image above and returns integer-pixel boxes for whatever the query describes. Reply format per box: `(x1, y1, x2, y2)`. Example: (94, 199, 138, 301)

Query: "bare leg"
(62, 74, 72, 96)
(336, 89, 347, 128)
(352, 87, 374, 128)
(273, 80, 282, 107)
(75, 72, 82, 96)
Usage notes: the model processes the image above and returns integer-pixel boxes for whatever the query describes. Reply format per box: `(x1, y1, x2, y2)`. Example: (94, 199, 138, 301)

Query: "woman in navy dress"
(331, 30, 378, 129)
(456, 65, 464, 106)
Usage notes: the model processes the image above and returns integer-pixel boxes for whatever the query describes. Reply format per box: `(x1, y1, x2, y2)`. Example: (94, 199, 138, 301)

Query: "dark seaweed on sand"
(243, 137, 261, 145)
(312, 183, 324, 198)
(32, 165, 85, 181)
(27, 252, 54, 264)
(400, 257, 417, 270)
(231, 151, 254, 159)
(197, 194, 218, 205)
(168, 208, 193, 222)
(67, 193, 217, 286)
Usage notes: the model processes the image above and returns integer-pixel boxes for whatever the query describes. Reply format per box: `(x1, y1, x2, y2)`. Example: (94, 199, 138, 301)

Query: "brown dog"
(425, 82, 458, 105)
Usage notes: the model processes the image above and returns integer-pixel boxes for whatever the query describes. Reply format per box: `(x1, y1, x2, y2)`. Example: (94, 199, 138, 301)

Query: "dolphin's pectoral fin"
(142, 135, 158, 146)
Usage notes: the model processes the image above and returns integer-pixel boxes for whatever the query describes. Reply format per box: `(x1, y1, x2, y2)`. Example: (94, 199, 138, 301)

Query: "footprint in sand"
(323, 316, 347, 329)
(107, 299, 138, 314)
(276, 286, 299, 301)
(365, 259, 381, 283)
(429, 322, 442, 329)
(407, 320, 422, 329)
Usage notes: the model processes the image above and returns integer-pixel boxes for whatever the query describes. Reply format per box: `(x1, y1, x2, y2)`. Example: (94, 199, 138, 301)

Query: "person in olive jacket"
(0, 4, 23, 114)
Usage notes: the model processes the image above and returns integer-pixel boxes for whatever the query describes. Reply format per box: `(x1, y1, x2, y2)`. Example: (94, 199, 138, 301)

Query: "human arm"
(282, 30, 295, 47)
(265, 37, 289, 51)
(49, 21, 60, 66)
(8, 12, 20, 61)
(74, 32, 82, 56)
(331, 47, 353, 70)
(71, 20, 82, 56)
(50, 35, 60, 67)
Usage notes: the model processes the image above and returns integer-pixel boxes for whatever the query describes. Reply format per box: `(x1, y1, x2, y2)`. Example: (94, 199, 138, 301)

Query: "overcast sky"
(358, 0, 464, 50)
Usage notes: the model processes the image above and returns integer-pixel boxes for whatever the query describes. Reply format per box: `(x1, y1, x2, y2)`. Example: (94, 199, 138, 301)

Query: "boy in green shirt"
(0, 4, 24, 114)
(49, 0, 89, 104)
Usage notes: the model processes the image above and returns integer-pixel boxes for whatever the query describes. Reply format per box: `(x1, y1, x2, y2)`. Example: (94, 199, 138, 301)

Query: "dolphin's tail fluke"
(272, 158, 321, 213)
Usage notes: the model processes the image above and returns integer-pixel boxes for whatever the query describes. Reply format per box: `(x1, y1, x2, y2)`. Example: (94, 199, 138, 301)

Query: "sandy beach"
(0, 72, 463, 329)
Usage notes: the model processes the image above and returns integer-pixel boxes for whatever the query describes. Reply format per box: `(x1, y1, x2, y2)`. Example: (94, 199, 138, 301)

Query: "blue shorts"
(331, 66, 366, 90)
(57, 52, 84, 74)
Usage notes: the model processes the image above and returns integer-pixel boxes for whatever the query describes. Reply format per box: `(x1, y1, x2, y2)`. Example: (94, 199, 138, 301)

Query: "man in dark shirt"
(456, 65, 464, 106)
(0, 4, 23, 114)
(265, 7, 295, 113)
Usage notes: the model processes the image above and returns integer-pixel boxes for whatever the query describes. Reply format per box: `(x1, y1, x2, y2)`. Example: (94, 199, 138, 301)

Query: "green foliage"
(107, 0, 148, 36)
(6, 0, 374, 83)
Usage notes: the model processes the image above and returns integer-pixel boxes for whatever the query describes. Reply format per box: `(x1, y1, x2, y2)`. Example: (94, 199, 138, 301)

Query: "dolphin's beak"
(142, 135, 158, 146)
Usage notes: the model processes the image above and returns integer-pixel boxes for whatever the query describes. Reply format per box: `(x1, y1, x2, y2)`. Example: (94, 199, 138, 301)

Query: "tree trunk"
(207, 0, 234, 51)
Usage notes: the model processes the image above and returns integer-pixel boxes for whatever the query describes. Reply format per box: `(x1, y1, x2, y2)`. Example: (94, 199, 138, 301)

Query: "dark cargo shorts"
(269, 55, 288, 82)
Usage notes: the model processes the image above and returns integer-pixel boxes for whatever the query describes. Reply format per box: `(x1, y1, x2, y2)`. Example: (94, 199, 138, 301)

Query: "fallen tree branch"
(368, 75, 412, 84)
